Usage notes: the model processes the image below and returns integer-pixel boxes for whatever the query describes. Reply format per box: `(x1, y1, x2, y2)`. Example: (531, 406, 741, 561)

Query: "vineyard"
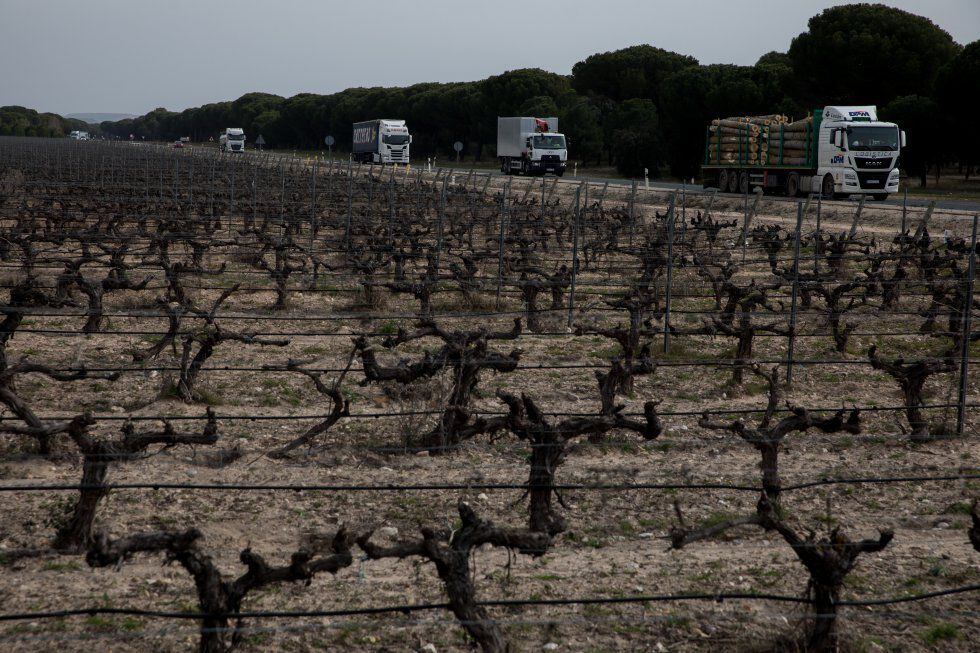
(0, 136, 978, 653)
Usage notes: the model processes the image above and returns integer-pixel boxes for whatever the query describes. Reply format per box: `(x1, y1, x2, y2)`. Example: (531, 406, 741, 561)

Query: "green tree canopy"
(788, 3, 960, 107)
(571, 45, 697, 105)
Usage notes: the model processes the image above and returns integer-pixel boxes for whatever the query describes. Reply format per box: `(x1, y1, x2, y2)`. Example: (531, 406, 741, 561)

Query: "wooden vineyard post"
(663, 193, 677, 354)
(495, 186, 509, 310)
(786, 201, 804, 385)
(628, 179, 637, 248)
(567, 185, 582, 328)
(957, 214, 979, 435)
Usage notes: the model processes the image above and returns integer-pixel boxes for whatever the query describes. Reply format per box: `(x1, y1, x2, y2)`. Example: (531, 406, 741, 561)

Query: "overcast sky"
(1, 0, 977, 116)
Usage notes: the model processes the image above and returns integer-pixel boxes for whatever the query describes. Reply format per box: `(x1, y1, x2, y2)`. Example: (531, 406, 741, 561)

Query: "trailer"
(701, 106, 905, 200)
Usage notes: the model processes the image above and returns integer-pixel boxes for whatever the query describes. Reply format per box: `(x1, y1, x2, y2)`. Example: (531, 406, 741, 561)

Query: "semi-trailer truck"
(352, 119, 411, 164)
(497, 117, 567, 176)
(219, 128, 246, 153)
(702, 106, 905, 200)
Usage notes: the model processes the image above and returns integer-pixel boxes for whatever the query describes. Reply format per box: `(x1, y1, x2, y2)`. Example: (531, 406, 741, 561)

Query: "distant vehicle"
(497, 117, 567, 176)
(172, 140, 184, 149)
(702, 105, 905, 200)
(69, 130, 90, 141)
(219, 128, 245, 153)
(352, 119, 411, 164)
(179, 136, 190, 143)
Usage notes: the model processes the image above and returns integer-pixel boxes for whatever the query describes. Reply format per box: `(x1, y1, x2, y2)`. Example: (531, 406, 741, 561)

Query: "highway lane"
(467, 167, 980, 213)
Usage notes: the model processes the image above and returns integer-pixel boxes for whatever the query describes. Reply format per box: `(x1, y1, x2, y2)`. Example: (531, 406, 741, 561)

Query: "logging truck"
(702, 106, 905, 200)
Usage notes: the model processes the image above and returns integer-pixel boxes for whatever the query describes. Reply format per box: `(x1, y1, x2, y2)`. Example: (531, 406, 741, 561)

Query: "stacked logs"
(767, 117, 812, 166)
(707, 114, 812, 167)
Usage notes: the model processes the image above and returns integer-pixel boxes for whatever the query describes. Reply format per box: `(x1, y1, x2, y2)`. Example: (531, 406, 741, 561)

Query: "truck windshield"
(228, 134, 244, 141)
(383, 134, 410, 145)
(532, 135, 566, 149)
(847, 127, 898, 151)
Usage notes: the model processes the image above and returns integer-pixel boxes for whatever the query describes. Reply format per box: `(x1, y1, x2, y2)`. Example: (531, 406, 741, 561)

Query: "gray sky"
(2, 0, 977, 116)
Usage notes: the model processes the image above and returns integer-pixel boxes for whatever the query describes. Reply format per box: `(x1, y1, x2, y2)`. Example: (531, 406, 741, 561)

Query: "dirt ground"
(0, 160, 978, 653)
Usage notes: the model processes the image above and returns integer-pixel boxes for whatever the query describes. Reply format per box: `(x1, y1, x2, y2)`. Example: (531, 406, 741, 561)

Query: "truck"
(219, 128, 246, 153)
(702, 106, 905, 200)
(68, 130, 90, 141)
(497, 117, 567, 176)
(352, 119, 411, 164)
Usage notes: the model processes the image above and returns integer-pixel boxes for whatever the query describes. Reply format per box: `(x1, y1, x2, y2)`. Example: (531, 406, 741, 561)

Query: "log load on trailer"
(702, 106, 906, 200)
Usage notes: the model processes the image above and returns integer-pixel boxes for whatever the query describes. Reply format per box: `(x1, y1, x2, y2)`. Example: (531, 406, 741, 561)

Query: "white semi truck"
(219, 128, 246, 153)
(702, 105, 905, 200)
(497, 117, 567, 176)
(352, 119, 411, 164)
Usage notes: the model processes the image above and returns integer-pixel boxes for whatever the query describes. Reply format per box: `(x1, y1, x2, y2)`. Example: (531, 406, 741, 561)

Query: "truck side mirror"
(409, 135, 413, 144)
(900, 131, 907, 148)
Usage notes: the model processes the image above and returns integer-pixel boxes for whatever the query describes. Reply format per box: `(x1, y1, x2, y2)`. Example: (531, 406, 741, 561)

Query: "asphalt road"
(471, 168, 980, 213)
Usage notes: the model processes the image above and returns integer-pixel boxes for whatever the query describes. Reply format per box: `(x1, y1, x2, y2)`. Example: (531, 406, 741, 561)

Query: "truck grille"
(856, 171, 890, 189)
(541, 154, 561, 163)
(855, 157, 892, 169)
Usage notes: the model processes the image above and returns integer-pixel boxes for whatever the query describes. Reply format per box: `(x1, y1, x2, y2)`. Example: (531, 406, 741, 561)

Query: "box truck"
(219, 128, 246, 153)
(352, 119, 411, 164)
(702, 106, 905, 200)
(497, 117, 567, 176)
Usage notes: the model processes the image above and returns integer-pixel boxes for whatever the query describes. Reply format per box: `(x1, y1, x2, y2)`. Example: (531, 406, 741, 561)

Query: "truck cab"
(523, 132, 567, 176)
(219, 128, 246, 153)
(816, 106, 904, 200)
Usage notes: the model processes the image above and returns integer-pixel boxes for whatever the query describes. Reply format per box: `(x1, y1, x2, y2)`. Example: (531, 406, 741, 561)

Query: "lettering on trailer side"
(353, 127, 377, 145)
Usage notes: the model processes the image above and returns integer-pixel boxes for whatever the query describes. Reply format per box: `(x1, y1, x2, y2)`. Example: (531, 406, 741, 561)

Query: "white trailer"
(497, 117, 567, 176)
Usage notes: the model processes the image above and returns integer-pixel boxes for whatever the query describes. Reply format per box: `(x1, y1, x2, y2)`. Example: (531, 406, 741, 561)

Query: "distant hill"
(66, 113, 136, 124)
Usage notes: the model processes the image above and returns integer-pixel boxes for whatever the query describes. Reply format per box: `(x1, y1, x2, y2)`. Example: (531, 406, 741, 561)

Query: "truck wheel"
(738, 171, 749, 195)
(821, 174, 835, 199)
(786, 172, 800, 197)
(727, 170, 739, 194)
(717, 170, 729, 192)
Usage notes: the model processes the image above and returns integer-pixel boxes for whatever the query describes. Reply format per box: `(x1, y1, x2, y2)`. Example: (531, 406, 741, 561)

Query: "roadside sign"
(324, 135, 335, 146)
(255, 135, 266, 151)
(453, 141, 463, 152)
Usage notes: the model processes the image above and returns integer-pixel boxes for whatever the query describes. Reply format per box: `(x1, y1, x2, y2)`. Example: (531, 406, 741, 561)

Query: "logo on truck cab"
(848, 110, 870, 118)
(831, 155, 845, 164)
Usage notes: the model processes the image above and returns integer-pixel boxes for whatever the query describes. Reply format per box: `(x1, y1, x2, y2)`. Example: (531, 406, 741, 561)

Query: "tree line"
(3, 4, 976, 184)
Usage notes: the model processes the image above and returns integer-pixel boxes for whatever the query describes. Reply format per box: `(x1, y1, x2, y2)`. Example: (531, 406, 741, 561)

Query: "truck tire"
(786, 172, 800, 197)
(821, 174, 835, 199)
(738, 171, 749, 195)
(727, 170, 739, 194)
(717, 170, 729, 193)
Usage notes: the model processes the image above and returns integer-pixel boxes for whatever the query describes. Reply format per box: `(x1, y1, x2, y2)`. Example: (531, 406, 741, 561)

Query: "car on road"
(172, 140, 184, 148)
